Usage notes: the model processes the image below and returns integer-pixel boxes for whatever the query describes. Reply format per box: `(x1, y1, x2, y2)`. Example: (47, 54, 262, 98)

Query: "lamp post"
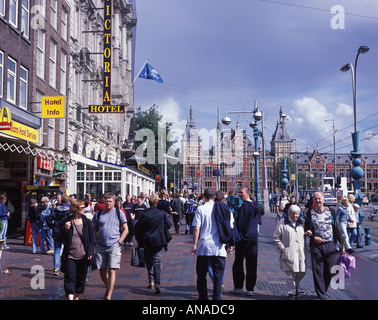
(341, 45, 370, 246)
(222, 100, 263, 204)
(340, 45, 369, 207)
(322, 119, 337, 197)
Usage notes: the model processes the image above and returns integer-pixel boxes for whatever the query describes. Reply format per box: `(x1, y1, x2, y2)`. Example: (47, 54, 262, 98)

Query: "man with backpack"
(184, 194, 197, 234)
(93, 192, 128, 300)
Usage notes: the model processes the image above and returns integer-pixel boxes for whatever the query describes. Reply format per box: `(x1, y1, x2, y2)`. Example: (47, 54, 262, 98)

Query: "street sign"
(328, 163, 334, 171)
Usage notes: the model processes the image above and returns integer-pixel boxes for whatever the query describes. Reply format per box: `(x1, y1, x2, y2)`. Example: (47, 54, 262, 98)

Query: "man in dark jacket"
(232, 186, 261, 296)
(47, 195, 71, 275)
(134, 195, 172, 294)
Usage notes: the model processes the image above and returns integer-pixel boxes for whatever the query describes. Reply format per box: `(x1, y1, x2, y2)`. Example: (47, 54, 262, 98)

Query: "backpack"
(213, 201, 232, 244)
(96, 208, 124, 234)
(185, 200, 196, 214)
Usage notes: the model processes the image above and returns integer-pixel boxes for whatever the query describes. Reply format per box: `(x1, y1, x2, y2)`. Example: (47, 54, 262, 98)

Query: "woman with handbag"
(61, 200, 95, 300)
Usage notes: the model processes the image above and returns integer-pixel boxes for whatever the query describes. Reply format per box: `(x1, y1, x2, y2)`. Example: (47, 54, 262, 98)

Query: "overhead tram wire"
(258, 0, 378, 21)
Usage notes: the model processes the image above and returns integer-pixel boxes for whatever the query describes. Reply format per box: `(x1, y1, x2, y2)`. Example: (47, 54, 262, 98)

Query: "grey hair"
(288, 205, 301, 215)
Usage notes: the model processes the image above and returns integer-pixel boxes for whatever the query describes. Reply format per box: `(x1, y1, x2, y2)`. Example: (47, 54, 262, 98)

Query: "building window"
(374, 169, 378, 179)
(0, 0, 5, 16)
(61, 6, 68, 41)
(19, 66, 28, 109)
(48, 118, 55, 148)
(9, 0, 18, 28)
(220, 162, 227, 177)
(60, 50, 67, 94)
(235, 161, 242, 177)
(36, 28, 45, 79)
(267, 166, 272, 178)
(50, 0, 57, 30)
(114, 172, 121, 181)
(21, 0, 30, 38)
(205, 166, 212, 177)
(59, 118, 65, 149)
(7, 57, 17, 104)
(205, 181, 212, 188)
(0, 51, 3, 98)
(49, 39, 57, 88)
(36, 0, 46, 17)
(220, 181, 227, 193)
(105, 172, 112, 181)
(189, 166, 195, 177)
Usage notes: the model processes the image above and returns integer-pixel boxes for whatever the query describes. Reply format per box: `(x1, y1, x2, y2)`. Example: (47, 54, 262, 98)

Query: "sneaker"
(231, 288, 243, 294)
(247, 291, 254, 296)
(46, 250, 54, 254)
(147, 282, 154, 289)
(53, 269, 59, 276)
(288, 293, 295, 300)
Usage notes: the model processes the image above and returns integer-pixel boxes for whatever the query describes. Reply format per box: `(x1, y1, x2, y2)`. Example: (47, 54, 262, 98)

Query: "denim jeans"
(144, 245, 165, 285)
(0, 219, 8, 247)
(53, 240, 63, 270)
(196, 255, 226, 300)
(348, 228, 357, 247)
(30, 222, 43, 253)
(39, 228, 54, 252)
(339, 222, 351, 250)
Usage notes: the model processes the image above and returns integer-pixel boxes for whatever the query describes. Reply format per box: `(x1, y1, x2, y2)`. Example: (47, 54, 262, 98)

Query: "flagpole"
(132, 59, 148, 86)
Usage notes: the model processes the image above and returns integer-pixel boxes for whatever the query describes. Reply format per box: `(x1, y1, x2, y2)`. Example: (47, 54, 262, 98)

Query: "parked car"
(324, 194, 338, 206)
(362, 194, 369, 205)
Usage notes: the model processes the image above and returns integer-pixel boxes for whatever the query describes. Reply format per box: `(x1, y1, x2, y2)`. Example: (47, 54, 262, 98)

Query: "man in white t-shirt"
(276, 189, 289, 220)
(191, 188, 231, 300)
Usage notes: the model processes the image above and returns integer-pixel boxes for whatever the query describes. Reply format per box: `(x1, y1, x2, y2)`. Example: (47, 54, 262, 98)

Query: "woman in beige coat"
(273, 204, 310, 299)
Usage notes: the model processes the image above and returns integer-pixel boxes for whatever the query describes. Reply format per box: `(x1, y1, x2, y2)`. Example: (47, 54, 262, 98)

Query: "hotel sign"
(0, 107, 38, 143)
(89, 0, 124, 114)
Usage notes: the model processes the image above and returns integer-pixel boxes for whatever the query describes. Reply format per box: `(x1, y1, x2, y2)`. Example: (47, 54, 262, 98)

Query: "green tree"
(132, 105, 181, 191)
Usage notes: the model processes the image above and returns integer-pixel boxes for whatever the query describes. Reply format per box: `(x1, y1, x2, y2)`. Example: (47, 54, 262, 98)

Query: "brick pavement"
(0, 213, 367, 300)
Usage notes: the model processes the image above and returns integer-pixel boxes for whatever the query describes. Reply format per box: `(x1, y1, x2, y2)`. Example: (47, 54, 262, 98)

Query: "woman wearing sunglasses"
(61, 200, 95, 300)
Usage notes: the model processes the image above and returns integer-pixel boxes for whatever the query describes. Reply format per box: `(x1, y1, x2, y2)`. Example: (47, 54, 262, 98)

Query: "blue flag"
(139, 63, 163, 83)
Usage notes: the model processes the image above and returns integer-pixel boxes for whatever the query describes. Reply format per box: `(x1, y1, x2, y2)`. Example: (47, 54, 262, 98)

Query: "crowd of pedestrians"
(14, 187, 363, 300)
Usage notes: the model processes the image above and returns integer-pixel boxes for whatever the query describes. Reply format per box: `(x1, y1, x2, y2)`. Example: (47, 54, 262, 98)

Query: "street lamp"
(322, 119, 337, 196)
(340, 46, 369, 234)
(221, 100, 263, 203)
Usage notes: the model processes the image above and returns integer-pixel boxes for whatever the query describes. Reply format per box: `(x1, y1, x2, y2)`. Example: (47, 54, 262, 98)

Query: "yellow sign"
(0, 107, 39, 143)
(88, 105, 125, 113)
(42, 96, 65, 118)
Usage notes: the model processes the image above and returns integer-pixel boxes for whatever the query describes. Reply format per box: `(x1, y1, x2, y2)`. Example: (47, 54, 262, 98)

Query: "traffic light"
(335, 176, 341, 188)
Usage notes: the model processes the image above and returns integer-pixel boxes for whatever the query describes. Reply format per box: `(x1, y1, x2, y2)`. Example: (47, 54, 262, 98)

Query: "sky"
(133, 0, 378, 157)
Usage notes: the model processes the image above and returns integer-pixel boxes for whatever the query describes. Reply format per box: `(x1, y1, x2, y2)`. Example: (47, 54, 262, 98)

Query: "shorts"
(95, 242, 122, 270)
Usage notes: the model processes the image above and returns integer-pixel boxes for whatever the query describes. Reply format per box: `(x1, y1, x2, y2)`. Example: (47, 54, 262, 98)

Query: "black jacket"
(134, 207, 172, 248)
(236, 201, 261, 241)
(60, 215, 95, 273)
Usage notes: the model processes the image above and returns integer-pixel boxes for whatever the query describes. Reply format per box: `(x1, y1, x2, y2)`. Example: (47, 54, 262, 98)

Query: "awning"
(0, 133, 75, 165)
(70, 153, 98, 167)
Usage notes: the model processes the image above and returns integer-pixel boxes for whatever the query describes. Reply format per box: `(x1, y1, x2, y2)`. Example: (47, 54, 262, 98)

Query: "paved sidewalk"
(0, 212, 374, 300)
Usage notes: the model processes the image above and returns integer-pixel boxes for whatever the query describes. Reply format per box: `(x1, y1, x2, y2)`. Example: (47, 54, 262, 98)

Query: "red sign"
(328, 163, 334, 171)
(37, 155, 54, 171)
(196, 169, 201, 177)
(24, 220, 39, 246)
(155, 175, 161, 182)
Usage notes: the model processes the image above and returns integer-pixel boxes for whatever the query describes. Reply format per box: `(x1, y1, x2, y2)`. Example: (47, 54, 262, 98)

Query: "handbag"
(131, 247, 145, 267)
(337, 235, 356, 279)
